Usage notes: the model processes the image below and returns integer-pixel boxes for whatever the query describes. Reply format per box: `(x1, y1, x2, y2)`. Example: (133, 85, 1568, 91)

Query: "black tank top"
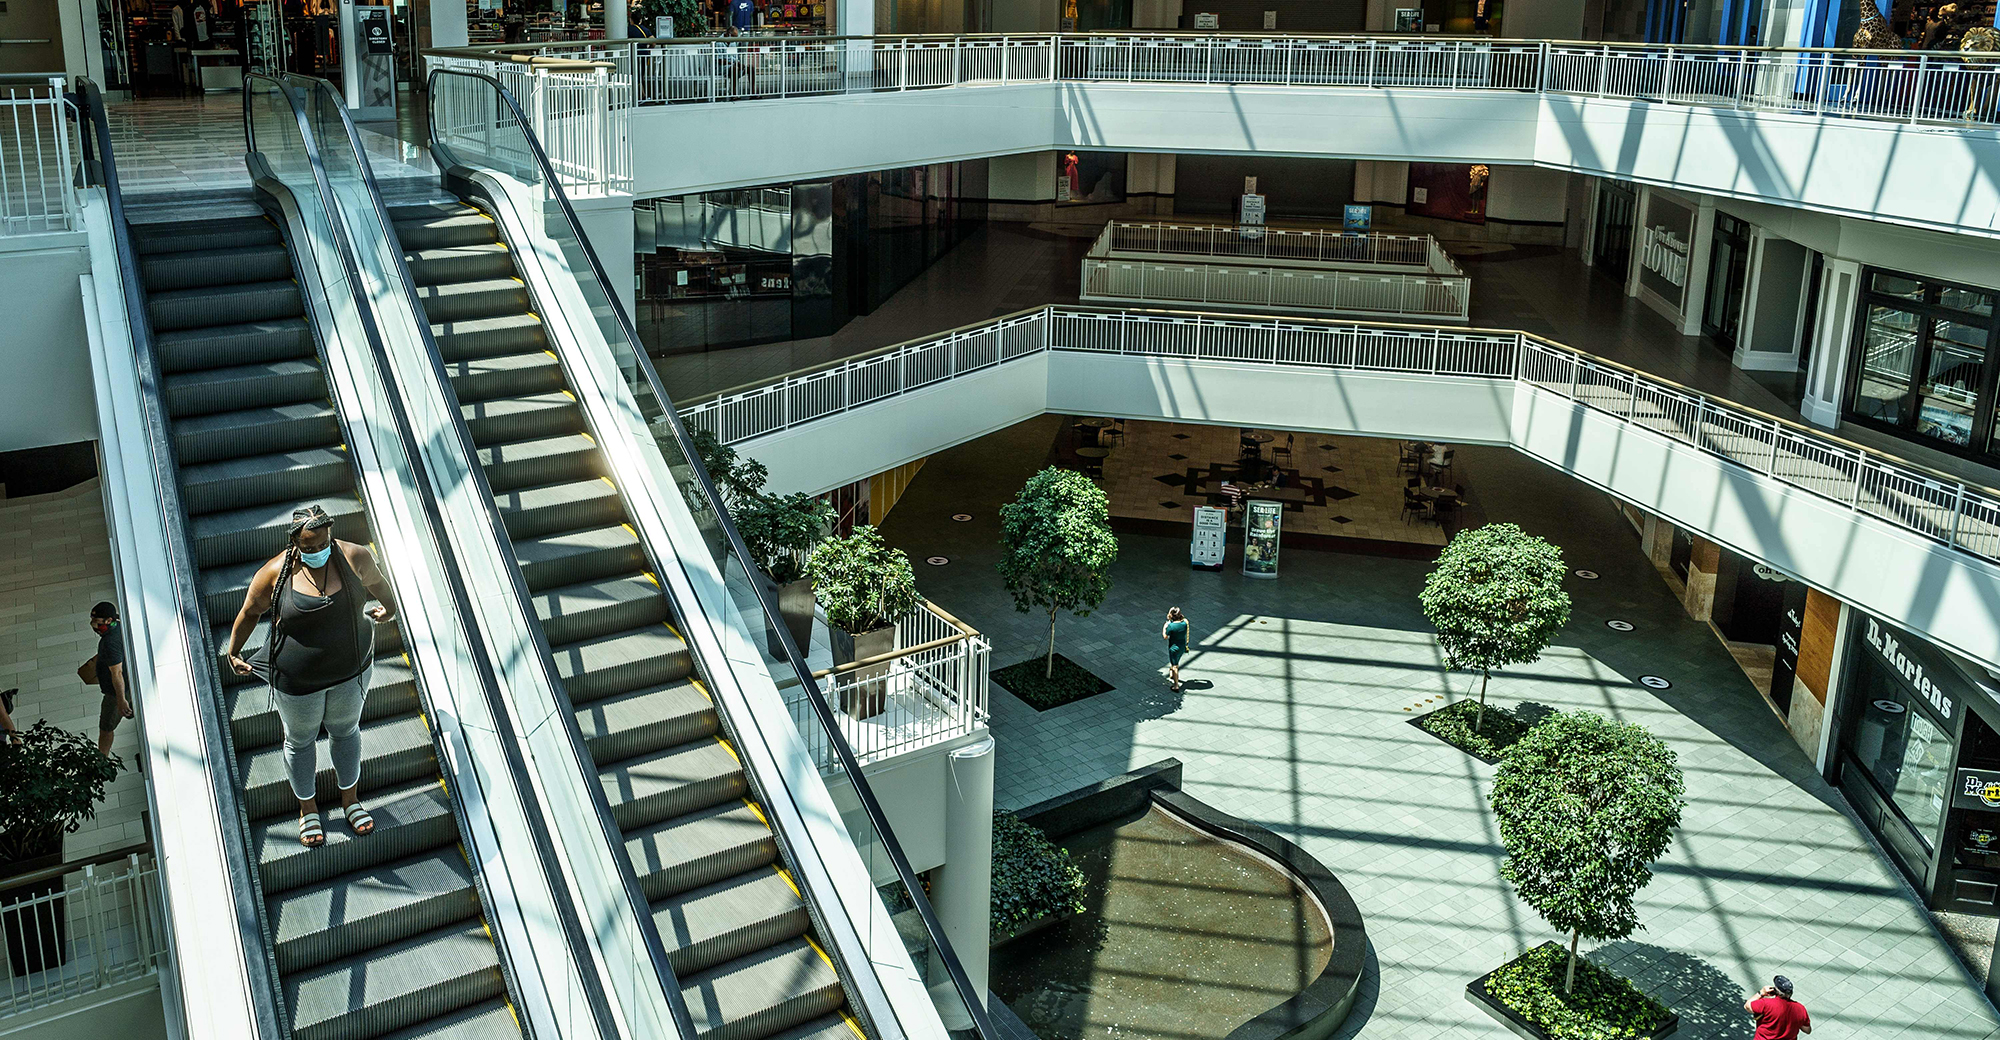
(253, 546, 373, 696)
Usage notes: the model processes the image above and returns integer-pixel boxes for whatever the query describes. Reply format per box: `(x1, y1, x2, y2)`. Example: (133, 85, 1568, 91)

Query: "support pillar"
(1679, 197, 1717, 336)
(1641, 513, 1674, 573)
(1683, 536, 1721, 621)
(430, 0, 469, 48)
(931, 735, 995, 1005)
(1801, 257, 1861, 429)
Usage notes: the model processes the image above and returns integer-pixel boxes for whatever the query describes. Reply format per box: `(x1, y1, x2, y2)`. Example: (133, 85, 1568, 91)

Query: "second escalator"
(389, 198, 858, 1040)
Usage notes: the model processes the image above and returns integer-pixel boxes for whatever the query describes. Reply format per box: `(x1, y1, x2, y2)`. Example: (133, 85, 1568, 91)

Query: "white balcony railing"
(1083, 220, 1472, 321)
(0, 75, 78, 237)
(427, 60, 633, 196)
(786, 600, 990, 771)
(0, 853, 166, 1017)
(425, 34, 2000, 192)
(678, 304, 2000, 566)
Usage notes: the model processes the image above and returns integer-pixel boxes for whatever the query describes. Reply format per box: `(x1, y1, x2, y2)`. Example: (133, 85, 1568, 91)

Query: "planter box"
(1465, 944, 1678, 1040)
(830, 624, 895, 719)
(991, 906, 1081, 948)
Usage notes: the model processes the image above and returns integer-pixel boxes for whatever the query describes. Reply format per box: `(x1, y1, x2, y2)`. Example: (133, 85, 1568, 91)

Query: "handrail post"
(1598, 43, 1609, 97)
(1366, 37, 1377, 88)
(1911, 54, 1929, 124)
(1662, 45, 1675, 99)
(1537, 41, 1550, 93)
(1950, 485, 1967, 547)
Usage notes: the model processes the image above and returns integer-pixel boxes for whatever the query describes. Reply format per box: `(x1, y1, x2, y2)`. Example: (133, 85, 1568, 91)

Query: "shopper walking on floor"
(1163, 606, 1190, 692)
(88, 601, 133, 756)
(1745, 975, 1811, 1039)
(221, 506, 396, 848)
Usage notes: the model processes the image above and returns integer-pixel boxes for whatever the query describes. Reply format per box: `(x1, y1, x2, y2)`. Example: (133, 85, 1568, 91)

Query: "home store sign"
(1866, 617, 1955, 721)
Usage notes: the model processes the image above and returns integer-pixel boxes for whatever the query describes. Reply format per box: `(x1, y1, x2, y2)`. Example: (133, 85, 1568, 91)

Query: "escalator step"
(285, 921, 507, 1040)
(129, 215, 281, 256)
(598, 738, 745, 833)
(414, 278, 531, 325)
(459, 391, 584, 446)
(512, 524, 648, 592)
(533, 573, 674, 650)
(405, 243, 517, 287)
(766, 1015, 855, 1040)
(239, 710, 436, 821)
(270, 850, 480, 974)
(678, 938, 845, 1040)
(162, 358, 326, 419)
(155, 317, 316, 373)
(494, 477, 626, 542)
(384, 201, 484, 222)
(431, 312, 549, 363)
(476, 432, 600, 495)
(392, 213, 501, 252)
(179, 447, 354, 522)
(374, 999, 521, 1040)
(444, 350, 568, 404)
(652, 869, 811, 978)
(575, 679, 715, 767)
(552, 625, 694, 705)
(625, 803, 781, 903)
(257, 778, 458, 895)
(147, 280, 304, 333)
(140, 243, 294, 291)
(171, 399, 340, 466)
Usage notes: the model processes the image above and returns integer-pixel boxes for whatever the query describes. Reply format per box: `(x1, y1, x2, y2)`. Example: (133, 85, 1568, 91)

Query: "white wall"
(1505, 0, 1590, 40)
(0, 236, 98, 454)
(568, 194, 637, 316)
(625, 80, 2000, 240)
(987, 150, 1058, 203)
(1485, 165, 1569, 224)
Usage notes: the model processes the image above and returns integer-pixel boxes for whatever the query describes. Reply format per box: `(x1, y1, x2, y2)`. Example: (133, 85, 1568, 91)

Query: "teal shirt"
(1165, 619, 1189, 649)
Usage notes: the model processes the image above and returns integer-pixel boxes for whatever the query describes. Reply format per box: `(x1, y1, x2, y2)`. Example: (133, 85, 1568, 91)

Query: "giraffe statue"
(1852, 0, 1903, 49)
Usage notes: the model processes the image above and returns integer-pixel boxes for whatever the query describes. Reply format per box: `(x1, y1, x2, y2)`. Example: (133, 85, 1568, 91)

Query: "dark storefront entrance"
(1831, 614, 2000, 915)
(1592, 180, 1637, 277)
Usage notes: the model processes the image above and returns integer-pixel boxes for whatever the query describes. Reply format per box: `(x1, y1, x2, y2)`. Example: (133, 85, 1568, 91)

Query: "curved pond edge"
(1009, 758, 1368, 1040)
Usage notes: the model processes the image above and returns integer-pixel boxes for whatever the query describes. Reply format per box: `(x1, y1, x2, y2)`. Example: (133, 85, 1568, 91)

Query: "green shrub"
(1416, 699, 1529, 760)
(990, 812, 1086, 940)
(0, 721, 123, 864)
(807, 526, 922, 634)
(1482, 942, 1672, 1040)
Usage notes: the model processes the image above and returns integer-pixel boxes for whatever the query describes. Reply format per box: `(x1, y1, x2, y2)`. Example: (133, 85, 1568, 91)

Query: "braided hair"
(268, 505, 335, 653)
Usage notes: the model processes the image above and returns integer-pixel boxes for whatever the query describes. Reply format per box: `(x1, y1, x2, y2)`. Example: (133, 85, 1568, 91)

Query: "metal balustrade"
(0, 855, 166, 1016)
(678, 304, 2000, 566)
(785, 602, 991, 771)
(0, 75, 78, 237)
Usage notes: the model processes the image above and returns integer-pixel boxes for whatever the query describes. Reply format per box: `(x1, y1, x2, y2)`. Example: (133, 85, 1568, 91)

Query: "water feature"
(990, 803, 1334, 1040)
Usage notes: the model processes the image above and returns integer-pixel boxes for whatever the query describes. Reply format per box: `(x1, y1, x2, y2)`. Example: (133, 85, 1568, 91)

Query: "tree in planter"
(998, 467, 1118, 679)
(0, 722, 123, 866)
(1419, 523, 1570, 733)
(807, 526, 923, 716)
(1491, 710, 1685, 994)
(737, 491, 837, 650)
(688, 427, 768, 512)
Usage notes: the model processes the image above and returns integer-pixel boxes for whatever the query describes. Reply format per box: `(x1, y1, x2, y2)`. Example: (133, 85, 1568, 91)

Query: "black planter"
(1, 831, 68, 977)
(764, 576, 815, 660)
(830, 625, 896, 718)
(1464, 943, 1679, 1040)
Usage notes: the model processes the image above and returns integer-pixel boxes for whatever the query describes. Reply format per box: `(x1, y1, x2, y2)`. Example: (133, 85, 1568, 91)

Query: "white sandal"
(344, 802, 374, 837)
(299, 812, 325, 848)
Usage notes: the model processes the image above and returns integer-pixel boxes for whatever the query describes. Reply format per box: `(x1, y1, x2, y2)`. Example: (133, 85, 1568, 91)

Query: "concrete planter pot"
(830, 624, 896, 719)
(1464, 943, 1678, 1040)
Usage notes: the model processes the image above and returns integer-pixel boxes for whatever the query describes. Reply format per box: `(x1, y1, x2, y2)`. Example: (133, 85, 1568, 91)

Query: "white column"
(1731, 227, 1770, 369)
(1679, 197, 1717, 336)
(1801, 257, 1862, 428)
(606, 0, 628, 39)
(931, 735, 995, 1003)
(431, 0, 469, 48)
(1625, 188, 1650, 299)
(569, 194, 638, 317)
(840, 0, 875, 36)
(59, 0, 106, 82)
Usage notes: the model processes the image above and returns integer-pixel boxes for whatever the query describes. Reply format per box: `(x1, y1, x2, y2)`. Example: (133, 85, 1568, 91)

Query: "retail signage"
(359, 7, 391, 55)
(1194, 12, 1219, 29)
(1191, 506, 1226, 571)
(1863, 615, 1959, 723)
(1769, 580, 1809, 713)
(655, 15, 675, 36)
(1956, 769, 2000, 811)
(1242, 500, 1282, 578)
(1343, 204, 1371, 233)
(1394, 8, 1422, 31)
(1239, 194, 1266, 238)
(1263, 10, 1277, 28)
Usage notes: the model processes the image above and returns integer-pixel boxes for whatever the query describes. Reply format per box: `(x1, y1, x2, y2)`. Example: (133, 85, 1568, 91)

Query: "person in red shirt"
(1745, 975, 1812, 1040)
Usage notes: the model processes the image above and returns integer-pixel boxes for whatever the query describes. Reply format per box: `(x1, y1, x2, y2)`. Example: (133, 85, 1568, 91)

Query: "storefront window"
(1848, 270, 2000, 458)
(1850, 689, 1954, 847)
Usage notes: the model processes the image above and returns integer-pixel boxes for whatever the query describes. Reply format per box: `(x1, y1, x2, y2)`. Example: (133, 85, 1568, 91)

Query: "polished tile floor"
(106, 91, 435, 198)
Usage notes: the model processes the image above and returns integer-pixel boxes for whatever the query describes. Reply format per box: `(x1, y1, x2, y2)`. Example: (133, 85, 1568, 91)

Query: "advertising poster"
(1343, 204, 1372, 233)
(1242, 500, 1282, 578)
(1191, 506, 1227, 571)
(1394, 8, 1423, 31)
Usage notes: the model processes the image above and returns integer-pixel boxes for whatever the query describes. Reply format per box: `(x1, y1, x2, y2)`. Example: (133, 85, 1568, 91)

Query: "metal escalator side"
(421, 67, 997, 1040)
(69, 76, 285, 1040)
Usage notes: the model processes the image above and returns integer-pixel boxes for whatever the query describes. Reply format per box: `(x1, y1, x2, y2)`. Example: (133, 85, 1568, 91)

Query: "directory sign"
(1242, 500, 1282, 578)
(1191, 506, 1227, 571)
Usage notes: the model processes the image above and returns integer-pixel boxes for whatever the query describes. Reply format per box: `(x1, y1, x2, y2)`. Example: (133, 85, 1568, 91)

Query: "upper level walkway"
(429, 34, 2000, 238)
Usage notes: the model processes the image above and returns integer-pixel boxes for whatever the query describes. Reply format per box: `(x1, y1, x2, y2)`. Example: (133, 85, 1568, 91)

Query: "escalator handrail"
(426, 65, 1000, 1040)
(240, 71, 627, 1040)
(264, 71, 703, 1040)
(66, 77, 291, 1040)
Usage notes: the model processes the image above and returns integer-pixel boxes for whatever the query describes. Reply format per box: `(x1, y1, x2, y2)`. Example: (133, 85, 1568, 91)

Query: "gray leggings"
(272, 664, 371, 803)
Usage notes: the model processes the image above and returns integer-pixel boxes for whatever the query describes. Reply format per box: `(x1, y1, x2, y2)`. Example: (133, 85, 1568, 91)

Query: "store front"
(1846, 269, 2000, 460)
(1591, 180, 1636, 278)
(1831, 613, 2000, 915)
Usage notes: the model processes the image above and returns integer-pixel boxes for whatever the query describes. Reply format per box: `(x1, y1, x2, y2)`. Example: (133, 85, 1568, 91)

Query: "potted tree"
(688, 427, 769, 512)
(1, 721, 123, 975)
(736, 491, 837, 656)
(1418, 523, 1570, 742)
(807, 526, 922, 719)
(997, 467, 1118, 681)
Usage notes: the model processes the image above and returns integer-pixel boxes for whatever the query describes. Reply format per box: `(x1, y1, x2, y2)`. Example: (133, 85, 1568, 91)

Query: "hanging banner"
(1242, 500, 1282, 578)
(1191, 506, 1227, 571)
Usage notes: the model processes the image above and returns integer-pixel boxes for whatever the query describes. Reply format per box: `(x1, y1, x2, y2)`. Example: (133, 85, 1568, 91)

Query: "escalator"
(389, 198, 854, 1040)
(132, 200, 521, 1040)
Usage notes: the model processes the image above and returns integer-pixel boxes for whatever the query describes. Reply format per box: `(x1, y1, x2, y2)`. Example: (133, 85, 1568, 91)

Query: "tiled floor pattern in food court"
(874, 415, 2000, 1040)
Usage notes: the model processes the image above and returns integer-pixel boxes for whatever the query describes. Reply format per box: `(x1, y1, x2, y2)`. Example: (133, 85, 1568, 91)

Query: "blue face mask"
(299, 544, 334, 569)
